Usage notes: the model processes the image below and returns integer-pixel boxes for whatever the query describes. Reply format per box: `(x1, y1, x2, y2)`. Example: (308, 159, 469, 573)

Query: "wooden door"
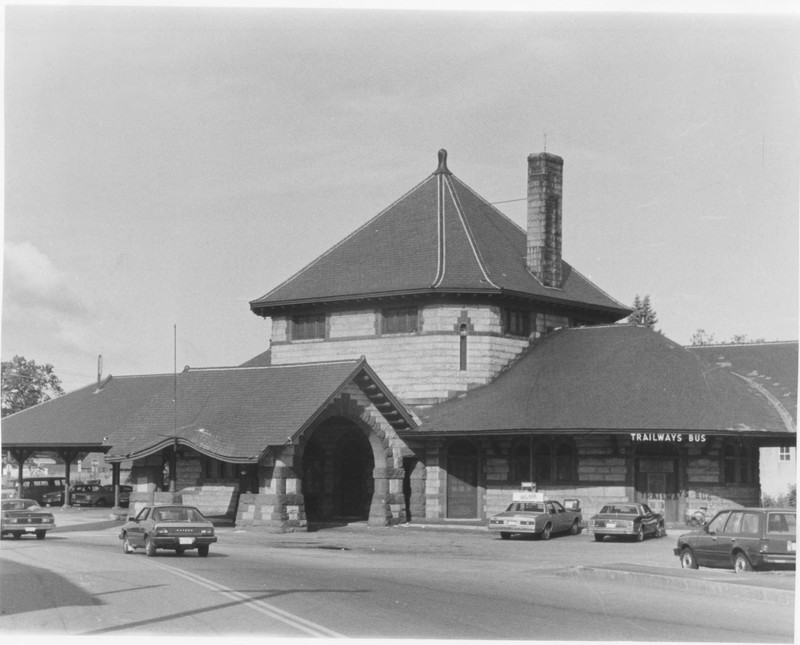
(447, 442, 478, 518)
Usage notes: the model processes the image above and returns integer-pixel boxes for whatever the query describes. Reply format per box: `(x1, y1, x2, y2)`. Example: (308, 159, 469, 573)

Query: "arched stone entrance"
(300, 417, 376, 523)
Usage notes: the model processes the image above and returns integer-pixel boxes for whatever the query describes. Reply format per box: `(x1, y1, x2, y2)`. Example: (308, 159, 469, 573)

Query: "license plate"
(789, 542, 796, 552)
(179, 537, 194, 545)
(607, 522, 616, 528)
(507, 521, 518, 526)
(25, 527, 35, 532)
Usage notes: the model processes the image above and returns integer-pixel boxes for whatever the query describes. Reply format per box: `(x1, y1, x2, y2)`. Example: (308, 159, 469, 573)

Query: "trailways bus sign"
(630, 433, 707, 442)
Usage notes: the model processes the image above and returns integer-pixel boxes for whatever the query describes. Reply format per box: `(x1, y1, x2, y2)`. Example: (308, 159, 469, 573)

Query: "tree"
(628, 294, 658, 329)
(1, 355, 64, 417)
(689, 329, 716, 346)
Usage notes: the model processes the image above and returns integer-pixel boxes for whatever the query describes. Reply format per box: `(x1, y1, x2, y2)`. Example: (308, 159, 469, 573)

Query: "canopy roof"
(2, 359, 415, 463)
(412, 325, 795, 437)
(250, 151, 630, 320)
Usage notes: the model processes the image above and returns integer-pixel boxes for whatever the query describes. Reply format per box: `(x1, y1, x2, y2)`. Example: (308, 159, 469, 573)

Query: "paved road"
(0, 522, 794, 641)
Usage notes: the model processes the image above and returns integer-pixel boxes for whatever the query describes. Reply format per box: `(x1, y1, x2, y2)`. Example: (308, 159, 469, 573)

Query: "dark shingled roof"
(250, 152, 629, 319)
(413, 325, 794, 436)
(687, 342, 797, 423)
(1, 374, 174, 449)
(3, 359, 415, 462)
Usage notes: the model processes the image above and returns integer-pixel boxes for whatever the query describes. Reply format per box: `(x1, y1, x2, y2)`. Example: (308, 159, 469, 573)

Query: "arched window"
(510, 442, 530, 483)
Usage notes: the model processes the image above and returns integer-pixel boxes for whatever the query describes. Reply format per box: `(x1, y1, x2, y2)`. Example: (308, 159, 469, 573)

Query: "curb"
(50, 519, 124, 533)
(567, 565, 795, 605)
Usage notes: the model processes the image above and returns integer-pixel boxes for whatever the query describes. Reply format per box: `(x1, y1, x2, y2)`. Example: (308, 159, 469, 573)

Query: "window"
(292, 313, 326, 340)
(767, 512, 795, 534)
(722, 441, 756, 484)
(510, 442, 530, 483)
(533, 442, 552, 482)
(740, 512, 760, 535)
(779, 446, 792, 462)
(382, 307, 418, 334)
(503, 309, 530, 336)
(556, 443, 574, 482)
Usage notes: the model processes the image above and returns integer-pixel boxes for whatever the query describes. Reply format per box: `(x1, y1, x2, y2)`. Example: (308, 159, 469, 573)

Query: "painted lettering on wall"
(629, 433, 706, 442)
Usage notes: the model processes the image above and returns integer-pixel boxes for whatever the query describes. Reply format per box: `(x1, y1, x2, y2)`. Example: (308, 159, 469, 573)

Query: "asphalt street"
(0, 506, 794, 640)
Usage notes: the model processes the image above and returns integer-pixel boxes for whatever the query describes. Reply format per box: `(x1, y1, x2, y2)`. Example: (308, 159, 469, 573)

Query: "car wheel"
(175, 547, 185, 555)
(569, 519, 580, 535)
(197, 545, 209, 558)
(540, 524, 552, 541)
(656, 522, 666, 538)
(634, 526, 644, 542)
(145, 535, 157, 557)
(593, 533, 605, 542)
(499, 532, 511, 540)
(680, 547, 699, 569)
(95, 499, 107, 507)
(35, 530, 46, 540)
(12, 532, 22, 540)
(122, 534, 135, 554)
(733, 551, 753, 573)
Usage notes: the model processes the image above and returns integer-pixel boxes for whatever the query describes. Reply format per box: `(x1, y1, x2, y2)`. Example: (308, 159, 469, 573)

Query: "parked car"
(675, 507, 796, 573)
(71, 484, 113, 507)
(41, 484, 88, 507)
(588, 503, 666, 542)
(1, 498, 56, 539)
(113, 484, 132, 507)
(4, 477, 66, 505)
(119, 505, 217, 557)
(489, 494, 582, 540)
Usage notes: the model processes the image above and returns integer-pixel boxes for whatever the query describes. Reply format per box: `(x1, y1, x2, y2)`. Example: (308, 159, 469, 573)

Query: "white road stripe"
(146, 560, 346, 638)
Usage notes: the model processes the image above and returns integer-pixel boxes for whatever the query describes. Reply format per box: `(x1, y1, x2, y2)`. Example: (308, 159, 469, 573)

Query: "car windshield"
(152, 507, 207, 523)
(506, 502, 545, 513)
(600, 505, 638, 515)
(2, 499, 41, 511)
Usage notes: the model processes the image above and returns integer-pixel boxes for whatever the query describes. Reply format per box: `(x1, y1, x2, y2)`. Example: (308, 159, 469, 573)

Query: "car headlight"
(156, 527, 170, 535)
(588, 520, 596, 527)
(626, 521, 634, 528)
(43, 517, 54, 524)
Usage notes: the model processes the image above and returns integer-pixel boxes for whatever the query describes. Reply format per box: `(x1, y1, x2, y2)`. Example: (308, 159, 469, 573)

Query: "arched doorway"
(447, 440, 478, 518)
(301, 417, 375, 522)
(337, 438, 374, 519)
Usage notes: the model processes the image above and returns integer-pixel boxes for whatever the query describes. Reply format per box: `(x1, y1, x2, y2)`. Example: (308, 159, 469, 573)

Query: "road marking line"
(145, 560, 345, 638)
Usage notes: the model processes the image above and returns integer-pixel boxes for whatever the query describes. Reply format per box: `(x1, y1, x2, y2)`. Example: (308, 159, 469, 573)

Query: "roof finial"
(434, 149, 452, 175)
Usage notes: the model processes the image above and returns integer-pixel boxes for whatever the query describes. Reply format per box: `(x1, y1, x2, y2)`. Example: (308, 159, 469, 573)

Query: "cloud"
(3, 240, 89, 319)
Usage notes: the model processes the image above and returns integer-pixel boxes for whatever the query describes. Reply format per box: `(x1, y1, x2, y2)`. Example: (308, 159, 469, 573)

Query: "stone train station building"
(3, 150, 795, 530)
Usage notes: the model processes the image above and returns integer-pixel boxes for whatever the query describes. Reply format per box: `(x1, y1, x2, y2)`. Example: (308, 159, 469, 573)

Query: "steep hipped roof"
(687, 341, 797, 424)
(250, 151, 629, 319)
(412, 325, 794, 436)
(1, 374, 174, 450)
(1, 359, 415, 462)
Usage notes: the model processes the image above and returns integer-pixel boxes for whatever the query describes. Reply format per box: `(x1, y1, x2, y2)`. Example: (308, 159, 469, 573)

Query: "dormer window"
(381, 307, 418, 334)
(291, 313, 326, 340)
(503, 308, 530, 337)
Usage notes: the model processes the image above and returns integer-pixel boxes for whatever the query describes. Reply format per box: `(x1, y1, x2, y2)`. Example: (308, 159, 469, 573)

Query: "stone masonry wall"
(271, 304, 532, 405)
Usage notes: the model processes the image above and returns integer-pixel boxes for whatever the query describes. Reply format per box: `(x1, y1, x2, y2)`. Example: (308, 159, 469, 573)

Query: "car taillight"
(200, 528, 214, 535)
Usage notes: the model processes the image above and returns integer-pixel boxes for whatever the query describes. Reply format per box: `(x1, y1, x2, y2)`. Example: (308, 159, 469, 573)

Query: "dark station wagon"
(675, 507, 796, 573)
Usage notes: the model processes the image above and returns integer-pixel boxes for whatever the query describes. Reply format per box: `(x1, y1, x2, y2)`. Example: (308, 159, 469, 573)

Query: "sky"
(3, 3, 799, 394)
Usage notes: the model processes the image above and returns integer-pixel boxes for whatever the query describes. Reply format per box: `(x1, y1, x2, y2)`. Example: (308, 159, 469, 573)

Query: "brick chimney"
(526, 152, 563, 287)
